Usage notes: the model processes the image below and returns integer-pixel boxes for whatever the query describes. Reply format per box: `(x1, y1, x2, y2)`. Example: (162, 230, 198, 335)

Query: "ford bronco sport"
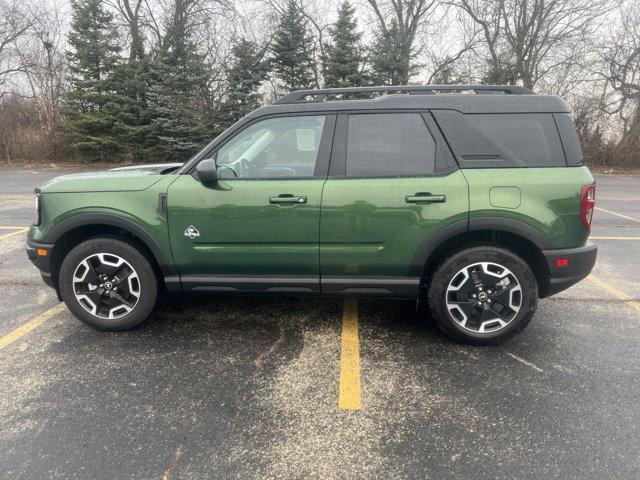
(27, 85, 597, 344)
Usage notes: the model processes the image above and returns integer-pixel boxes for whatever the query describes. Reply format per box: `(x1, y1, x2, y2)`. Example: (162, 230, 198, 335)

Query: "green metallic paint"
(320, 171, 470, 277)
(37, 164, 181, 193)
(29, 161, 594, 292)
(166, 174, 324, 276)
(463, 166, 594, 249)
(29, 176, 177, 268)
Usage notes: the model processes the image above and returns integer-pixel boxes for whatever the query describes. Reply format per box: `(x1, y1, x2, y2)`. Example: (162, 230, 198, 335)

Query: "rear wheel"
(427, 246, 538, 344)
(59, 238, 158, 330)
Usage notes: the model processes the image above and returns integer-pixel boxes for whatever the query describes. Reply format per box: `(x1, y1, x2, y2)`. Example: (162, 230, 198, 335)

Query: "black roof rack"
(274, 84, 534, 104)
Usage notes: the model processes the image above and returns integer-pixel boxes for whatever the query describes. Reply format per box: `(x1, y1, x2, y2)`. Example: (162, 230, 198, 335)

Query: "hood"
(37, 163, 183, 193)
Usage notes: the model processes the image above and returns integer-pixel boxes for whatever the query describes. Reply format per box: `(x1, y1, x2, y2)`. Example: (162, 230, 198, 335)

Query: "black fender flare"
(408, 217, 553, 277)
(43, 213, 177, 276)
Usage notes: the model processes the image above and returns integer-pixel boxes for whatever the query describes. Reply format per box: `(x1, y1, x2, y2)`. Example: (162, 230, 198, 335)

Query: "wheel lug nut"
(472, 294, 476, 298)
(477, 301, 483, 306)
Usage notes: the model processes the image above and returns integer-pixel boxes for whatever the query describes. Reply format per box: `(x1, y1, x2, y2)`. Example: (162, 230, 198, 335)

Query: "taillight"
(580, 184, 596, 230)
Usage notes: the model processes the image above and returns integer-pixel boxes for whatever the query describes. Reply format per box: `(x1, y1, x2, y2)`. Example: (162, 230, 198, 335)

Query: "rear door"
(167, 113, 335, 292)
(319, 111, 469, 295)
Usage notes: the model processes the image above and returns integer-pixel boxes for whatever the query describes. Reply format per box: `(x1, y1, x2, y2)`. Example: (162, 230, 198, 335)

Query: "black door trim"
(321, 276, 420, 297)
(180, 275, 320, 294)
(174, 274, 420, 298)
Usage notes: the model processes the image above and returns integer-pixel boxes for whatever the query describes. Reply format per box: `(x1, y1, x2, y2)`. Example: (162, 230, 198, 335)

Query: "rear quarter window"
(553, 113, 584, 166)
(432, 110, 567, 168)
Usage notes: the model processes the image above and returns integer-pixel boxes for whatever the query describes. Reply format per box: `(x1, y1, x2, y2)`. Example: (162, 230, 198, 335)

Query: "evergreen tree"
(109, 12, 153, 162)
(369, 21, 418, 85)
(63, 0, 122, 161)
(482, 57, 517, 85)
(429, 57, 468, 85)
(270, 0, 316, 92)
(110, 57, 154, 161)
(146, 17, 210, 160)
(323, 1, 366, 88)
(218, 39, 267, 132)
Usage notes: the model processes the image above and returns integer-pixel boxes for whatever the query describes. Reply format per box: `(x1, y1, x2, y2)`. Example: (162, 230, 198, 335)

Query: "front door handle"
(405, 193, 446, 205)
(269, 194, 307, 205)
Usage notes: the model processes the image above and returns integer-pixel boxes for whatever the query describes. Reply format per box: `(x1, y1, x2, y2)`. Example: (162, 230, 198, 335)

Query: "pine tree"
(218, 39, 267, 132)
(323, 1, 366, 88)
(270, 0, 316, 92)
(482, 57, 517, 85)
(63, 0, 122, 162)
(146, 17, 210, 160)
(429, 57, 468, 85)
(110, 57, 154, 161)
(369, 21, 418, 85)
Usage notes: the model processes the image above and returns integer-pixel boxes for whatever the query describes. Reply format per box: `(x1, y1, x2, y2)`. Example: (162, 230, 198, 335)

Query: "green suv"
(27, 85, 597, 344)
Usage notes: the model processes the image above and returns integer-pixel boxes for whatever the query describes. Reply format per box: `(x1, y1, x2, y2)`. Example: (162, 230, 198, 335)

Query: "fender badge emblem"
(184, 226, 200, 239)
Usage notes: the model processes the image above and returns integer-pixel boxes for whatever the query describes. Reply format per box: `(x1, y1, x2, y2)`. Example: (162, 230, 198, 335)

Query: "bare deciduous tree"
(598, 0, 640, 163)
(365, 0, 439, 84)
(16, 2, 67, 157)
(452, 0, 614, 89)
(0, 0, 33, 98)
(111, 0, 147, 60)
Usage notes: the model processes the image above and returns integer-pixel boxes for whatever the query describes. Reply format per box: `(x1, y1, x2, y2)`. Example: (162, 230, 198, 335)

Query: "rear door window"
(346, 113, 436, 177)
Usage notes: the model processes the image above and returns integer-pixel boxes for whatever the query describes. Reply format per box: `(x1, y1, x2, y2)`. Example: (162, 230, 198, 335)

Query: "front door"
(168, 113, 335, 292)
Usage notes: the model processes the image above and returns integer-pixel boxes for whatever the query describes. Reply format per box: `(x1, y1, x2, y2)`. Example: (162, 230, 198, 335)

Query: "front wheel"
(427, 246, 538, 345)
(59, 238, 158, 330)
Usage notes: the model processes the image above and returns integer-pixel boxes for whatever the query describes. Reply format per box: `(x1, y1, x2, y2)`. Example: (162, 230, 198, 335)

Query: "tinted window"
(346, 113, 436, 177)
(467, 113, 565, 167)
(554, 113, 583, 166)
(216, 116, 326, 178)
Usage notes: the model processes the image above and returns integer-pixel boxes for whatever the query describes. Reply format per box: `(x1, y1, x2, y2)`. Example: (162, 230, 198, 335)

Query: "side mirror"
(196, 158, 218, 185)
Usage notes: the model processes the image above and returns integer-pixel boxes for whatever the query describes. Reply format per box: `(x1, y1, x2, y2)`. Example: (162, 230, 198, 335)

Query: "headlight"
(33, 193, 41, 226)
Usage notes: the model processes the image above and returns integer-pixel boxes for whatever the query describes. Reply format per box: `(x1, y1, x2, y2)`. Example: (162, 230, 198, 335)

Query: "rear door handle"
(269, 194, 307, 205)
(405, 193, 447, 204)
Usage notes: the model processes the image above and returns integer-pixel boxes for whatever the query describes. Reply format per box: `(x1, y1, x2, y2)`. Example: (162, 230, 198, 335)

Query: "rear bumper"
(540, 241, 597, 297)
(26, 239, 57, 289)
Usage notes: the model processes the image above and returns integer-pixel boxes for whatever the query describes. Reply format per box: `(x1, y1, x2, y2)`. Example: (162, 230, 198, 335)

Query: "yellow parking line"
(587, 274, 640, 312)
(162, 446, 183, 480)
(0, 228, 28, 241)
(589, 237, 640, 240)
(339, 297, 361, 410)
(0, 226, 28, 230)
(596, 207, 640, 224)
(506, 352, 543, 372)
(0, 304, 66, 351)
(254, 318, 286, 368)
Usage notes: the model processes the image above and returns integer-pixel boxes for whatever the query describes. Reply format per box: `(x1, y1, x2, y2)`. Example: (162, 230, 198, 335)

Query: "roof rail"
(274, 84, 534, 104)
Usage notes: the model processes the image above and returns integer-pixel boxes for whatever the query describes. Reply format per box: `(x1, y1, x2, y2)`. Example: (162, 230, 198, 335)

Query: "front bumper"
(26, 238, 57, 290)
(540, 241, 597, 297)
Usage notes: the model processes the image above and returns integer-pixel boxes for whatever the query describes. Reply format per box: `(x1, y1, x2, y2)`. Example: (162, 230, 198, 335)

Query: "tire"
(427, 246, 538, 345)
(59, 237, 158, 330)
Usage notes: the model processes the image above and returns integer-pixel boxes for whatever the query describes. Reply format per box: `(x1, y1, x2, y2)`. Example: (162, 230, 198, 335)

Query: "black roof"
(249, 85, 569, 117)
(274, 85, 534, 103)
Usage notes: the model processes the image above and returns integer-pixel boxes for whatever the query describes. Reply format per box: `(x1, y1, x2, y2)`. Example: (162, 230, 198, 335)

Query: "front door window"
(216, 116, 326, 179)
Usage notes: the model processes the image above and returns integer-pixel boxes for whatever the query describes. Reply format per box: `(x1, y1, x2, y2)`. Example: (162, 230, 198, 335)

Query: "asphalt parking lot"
(1, 167, 639, 479)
